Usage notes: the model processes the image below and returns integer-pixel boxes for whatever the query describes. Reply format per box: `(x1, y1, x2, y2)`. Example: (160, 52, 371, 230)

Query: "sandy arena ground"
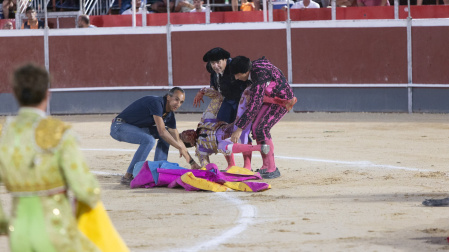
(1, 112, 449, 252)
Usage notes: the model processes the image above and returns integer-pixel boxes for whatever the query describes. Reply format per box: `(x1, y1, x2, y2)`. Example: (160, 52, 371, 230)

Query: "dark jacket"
(209, 58, 247, 102)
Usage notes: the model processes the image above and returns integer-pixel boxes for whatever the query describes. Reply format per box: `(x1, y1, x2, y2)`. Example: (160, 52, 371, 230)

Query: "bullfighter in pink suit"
(230, 56, 296, 179)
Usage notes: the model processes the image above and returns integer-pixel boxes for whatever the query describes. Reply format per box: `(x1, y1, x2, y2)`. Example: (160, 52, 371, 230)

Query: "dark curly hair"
(12, 63, 49, 106)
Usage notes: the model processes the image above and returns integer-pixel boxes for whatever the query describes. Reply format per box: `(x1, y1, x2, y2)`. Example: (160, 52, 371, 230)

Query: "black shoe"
(120, 176, 133, 185)
(422, 197, 449, 207)
(255, 168, 267, 174)
(261, 168, 281, 179)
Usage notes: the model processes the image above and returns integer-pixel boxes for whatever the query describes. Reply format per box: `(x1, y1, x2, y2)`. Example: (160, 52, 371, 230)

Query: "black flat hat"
(202, 47, 230, 62)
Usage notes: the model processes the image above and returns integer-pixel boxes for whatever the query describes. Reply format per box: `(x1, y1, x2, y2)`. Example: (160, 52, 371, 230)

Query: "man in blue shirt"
(110, 87, 196, 185)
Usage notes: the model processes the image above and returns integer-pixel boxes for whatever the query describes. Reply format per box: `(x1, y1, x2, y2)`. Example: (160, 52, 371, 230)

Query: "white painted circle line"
(172, 193, 257, 252)
(91, 170, 122, 176)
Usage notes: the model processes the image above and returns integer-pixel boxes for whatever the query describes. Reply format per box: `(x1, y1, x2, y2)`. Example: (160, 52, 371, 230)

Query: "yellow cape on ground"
(181, 172, 228, 192)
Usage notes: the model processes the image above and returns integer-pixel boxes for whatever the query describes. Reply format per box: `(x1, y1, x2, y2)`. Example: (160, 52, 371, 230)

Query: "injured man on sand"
(180, 85, 297, 173)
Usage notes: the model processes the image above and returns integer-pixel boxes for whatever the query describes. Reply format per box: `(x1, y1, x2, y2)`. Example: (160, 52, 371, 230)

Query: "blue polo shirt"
(117, 96, 176, 129)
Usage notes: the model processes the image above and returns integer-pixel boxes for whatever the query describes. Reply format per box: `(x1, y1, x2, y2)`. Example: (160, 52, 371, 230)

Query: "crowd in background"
(118, 0, 447, 14)
(0, 0, 447, 29)
(1, 0, 447, 21)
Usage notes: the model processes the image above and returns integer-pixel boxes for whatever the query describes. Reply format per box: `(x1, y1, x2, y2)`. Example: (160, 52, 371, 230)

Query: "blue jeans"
(110, 121, 169, 175)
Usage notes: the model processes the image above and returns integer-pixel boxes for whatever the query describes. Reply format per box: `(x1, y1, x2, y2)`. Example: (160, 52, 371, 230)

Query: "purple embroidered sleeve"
(202, 87, 222, 99)
(195, 145, 210, 167)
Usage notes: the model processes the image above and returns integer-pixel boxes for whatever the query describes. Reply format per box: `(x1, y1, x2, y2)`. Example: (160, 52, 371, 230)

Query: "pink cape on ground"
(130, 162, 270, 192)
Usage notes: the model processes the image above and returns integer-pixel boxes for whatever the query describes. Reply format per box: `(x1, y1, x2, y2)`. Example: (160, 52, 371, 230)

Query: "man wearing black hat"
(194, 47, 247, 124)
(193, 47, 249, 169)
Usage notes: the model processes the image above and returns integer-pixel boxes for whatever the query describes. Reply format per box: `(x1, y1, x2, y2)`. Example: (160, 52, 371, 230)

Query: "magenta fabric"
(130, 161, 268, 192)
(167, 179, 180, 188)
(157, 168, 225, 184)
(130, 161, 155, 188)
(243, 181, 270, 191)
(156, 173, 182, 187)
(220, 171, 263, 182)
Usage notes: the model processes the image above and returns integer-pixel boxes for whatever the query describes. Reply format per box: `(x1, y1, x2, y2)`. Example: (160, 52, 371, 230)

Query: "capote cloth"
(130, 161, 270, 192)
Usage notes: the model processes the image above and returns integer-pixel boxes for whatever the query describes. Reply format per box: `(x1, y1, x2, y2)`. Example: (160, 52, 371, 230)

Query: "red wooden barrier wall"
(0, 6, 448, 94)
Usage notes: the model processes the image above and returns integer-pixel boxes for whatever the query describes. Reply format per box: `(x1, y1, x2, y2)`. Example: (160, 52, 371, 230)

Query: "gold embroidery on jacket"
(35, 118, 71, 150)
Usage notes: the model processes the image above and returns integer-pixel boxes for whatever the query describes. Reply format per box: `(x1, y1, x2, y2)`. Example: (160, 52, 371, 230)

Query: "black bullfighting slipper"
(422, 197, 449, 207)
(261, 167, 281, 179)
(255, 168, 267, 174)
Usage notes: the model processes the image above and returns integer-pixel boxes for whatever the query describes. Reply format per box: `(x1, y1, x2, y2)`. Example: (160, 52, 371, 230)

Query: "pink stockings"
(242, 152, 252, 170)
(230, 143, 255, 170)
(230, 143, 262, 153)
(224, 153, 252, 170)
(225, 143, 270, 170)
(258, 139, 276, 173)
(224, 154, 235, 170)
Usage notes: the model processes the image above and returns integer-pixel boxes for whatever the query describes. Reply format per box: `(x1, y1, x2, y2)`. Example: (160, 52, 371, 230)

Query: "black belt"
(112, 118, 126, 123)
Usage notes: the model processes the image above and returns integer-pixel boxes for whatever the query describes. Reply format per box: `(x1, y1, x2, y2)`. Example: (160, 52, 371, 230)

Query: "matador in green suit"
(0, 64, 101, 252)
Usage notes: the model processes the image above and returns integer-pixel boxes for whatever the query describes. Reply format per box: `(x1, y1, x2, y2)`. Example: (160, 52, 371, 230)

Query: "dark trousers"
(217, 99, 238, 124)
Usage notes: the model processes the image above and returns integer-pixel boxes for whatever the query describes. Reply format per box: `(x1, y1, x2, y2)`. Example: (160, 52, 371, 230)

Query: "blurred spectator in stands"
(417, 0, 449, 5)
(253, 0, 260, 10)
(231, 0, 238, 11)
(122, 0, 149, 14)
(119, 0, 132, 14)
(151, 0, 176, 12)
(175, 0, 194, 12)
(2, 0, 16, 19)
(319, 0, 329, 7)
(240, 0, 255, 11)
(190, 0, 207, 11)
(3, 0, 28, 19)
(320, 0, 355, 7)
(21, 7, 44, 29)
(2, 21, 13, 29)
(337, 0, 356, 6)
(357, 0, 389, 6)
(77, 14, 96, 28)
(288, 0, 320, 8)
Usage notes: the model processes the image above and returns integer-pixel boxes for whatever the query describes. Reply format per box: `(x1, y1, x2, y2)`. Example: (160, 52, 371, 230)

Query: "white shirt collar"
(19, 107, 47, 118)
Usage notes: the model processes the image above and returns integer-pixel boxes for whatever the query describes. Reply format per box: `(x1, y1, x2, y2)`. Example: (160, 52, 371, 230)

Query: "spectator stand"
(6, 0, 449, 29)
(55, 0, 80, 11)
(55, 0, 114, 15)
(16, 11, 79, 28)
(11, 0, 112, 28)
